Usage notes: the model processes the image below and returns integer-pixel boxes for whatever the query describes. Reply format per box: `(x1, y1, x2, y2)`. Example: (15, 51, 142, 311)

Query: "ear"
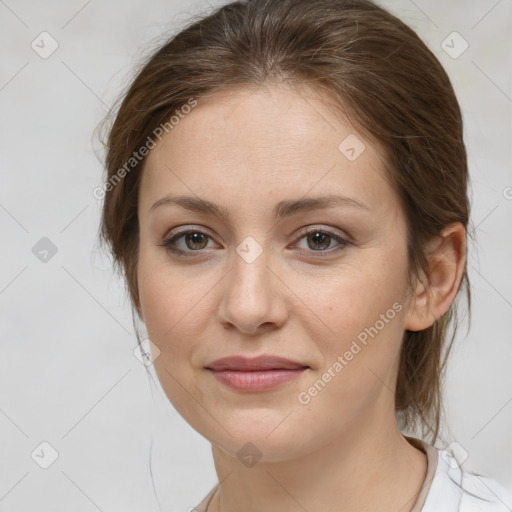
(404, 222, 467, 332)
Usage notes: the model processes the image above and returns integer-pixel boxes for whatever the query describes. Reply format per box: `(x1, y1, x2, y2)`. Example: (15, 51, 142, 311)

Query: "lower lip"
(207, 368, 307, 392)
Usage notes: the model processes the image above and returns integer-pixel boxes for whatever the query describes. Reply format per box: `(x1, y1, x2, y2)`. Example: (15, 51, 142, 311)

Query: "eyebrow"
(149, 194, 373, 220)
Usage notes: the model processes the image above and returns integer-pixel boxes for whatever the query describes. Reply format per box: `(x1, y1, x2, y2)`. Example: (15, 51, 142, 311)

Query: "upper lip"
(205, 355, 309, 371)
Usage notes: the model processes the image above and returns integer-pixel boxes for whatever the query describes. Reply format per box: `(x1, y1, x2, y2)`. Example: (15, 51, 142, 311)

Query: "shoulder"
(421, 442, 512, 512)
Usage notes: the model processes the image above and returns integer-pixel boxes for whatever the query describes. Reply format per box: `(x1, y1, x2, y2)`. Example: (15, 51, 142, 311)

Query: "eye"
(159, 226, 351, 258)
(159, 228, 217, 256)
(293, 227, 350, 255)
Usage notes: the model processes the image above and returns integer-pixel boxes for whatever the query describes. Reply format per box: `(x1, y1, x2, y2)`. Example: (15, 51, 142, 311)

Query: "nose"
(217, 247, 288, 335)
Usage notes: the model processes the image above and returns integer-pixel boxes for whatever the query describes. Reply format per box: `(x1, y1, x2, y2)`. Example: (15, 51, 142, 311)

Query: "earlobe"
(404, 276, 435, 332)
(404, 222, 466, 332)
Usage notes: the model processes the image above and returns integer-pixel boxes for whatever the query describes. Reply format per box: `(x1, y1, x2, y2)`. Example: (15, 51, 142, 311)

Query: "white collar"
(411, 438, 512, 511)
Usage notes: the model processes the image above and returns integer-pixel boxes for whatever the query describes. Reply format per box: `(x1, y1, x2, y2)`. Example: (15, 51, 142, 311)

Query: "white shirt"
(411, 437, 512, 511)
(194, 437, 512, 511)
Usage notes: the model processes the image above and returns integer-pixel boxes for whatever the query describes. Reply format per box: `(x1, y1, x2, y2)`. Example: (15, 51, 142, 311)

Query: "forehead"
(140, 83, 394, 215)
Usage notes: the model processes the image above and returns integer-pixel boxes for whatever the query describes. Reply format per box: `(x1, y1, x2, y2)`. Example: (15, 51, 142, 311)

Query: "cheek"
(296, 249, 409, 398)
(137, 266, 211, 421)
(138, 272, 208, 356)
(138, 245, 207, 337)
(137, 263, 194, 387)
(297, 246, 409, 340)
(136, 250, 218, 389)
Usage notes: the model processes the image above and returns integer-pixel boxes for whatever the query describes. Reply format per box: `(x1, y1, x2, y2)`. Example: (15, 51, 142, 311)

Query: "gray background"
(0, 0, 511, 510)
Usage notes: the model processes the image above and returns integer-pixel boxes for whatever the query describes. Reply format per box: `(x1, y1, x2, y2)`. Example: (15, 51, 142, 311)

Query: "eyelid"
(160, 224, 351, 257)
(292, 225, 351, 245)
(163, 224, 216, 241)
(290, 226, 351, 255)
(159, 226, 220, 257)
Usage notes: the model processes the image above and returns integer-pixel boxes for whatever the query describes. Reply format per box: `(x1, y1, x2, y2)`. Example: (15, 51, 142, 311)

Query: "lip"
(205, 355, 309, 392)
(205, 355, 309, 371)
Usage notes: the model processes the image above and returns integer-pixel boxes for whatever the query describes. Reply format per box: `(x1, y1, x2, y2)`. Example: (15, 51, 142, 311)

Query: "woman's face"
(137, 83, 417, 461)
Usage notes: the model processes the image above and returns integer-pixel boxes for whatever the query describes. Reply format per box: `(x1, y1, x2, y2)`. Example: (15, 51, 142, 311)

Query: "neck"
(208, 410, 427, 512)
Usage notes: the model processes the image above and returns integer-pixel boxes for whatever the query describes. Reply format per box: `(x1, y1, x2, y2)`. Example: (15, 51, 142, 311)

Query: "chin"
(193, 408, 315, 463)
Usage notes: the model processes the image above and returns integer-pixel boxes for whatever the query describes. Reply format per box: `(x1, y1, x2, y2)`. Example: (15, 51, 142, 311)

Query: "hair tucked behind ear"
(96, 0, 472, 444)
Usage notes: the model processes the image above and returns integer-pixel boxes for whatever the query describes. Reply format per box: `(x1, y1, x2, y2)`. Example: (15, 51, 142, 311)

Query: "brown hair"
(97, 0, 472, 443)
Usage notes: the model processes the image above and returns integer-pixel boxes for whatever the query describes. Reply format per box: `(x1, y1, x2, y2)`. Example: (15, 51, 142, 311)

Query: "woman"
(97, 0, 511, 510)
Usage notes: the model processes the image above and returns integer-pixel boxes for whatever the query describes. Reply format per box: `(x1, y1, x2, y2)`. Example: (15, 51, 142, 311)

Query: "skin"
(136, 82, 467, 512)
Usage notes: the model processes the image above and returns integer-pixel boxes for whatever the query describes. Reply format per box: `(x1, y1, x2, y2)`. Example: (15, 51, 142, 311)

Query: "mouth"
(204, 355, 310, 392)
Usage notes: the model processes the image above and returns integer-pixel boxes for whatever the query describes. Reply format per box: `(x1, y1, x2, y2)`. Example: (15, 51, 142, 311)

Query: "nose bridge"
(218, 237, 286, 333)
(233, 240, 269, 296)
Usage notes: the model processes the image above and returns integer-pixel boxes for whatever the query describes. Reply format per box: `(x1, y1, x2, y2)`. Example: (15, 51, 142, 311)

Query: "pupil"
(309, 232, 330, 250)
(186, 233, 207, 250)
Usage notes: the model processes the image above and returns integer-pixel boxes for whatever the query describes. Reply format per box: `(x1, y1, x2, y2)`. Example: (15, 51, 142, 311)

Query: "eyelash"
(158, 226, 351, 258)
